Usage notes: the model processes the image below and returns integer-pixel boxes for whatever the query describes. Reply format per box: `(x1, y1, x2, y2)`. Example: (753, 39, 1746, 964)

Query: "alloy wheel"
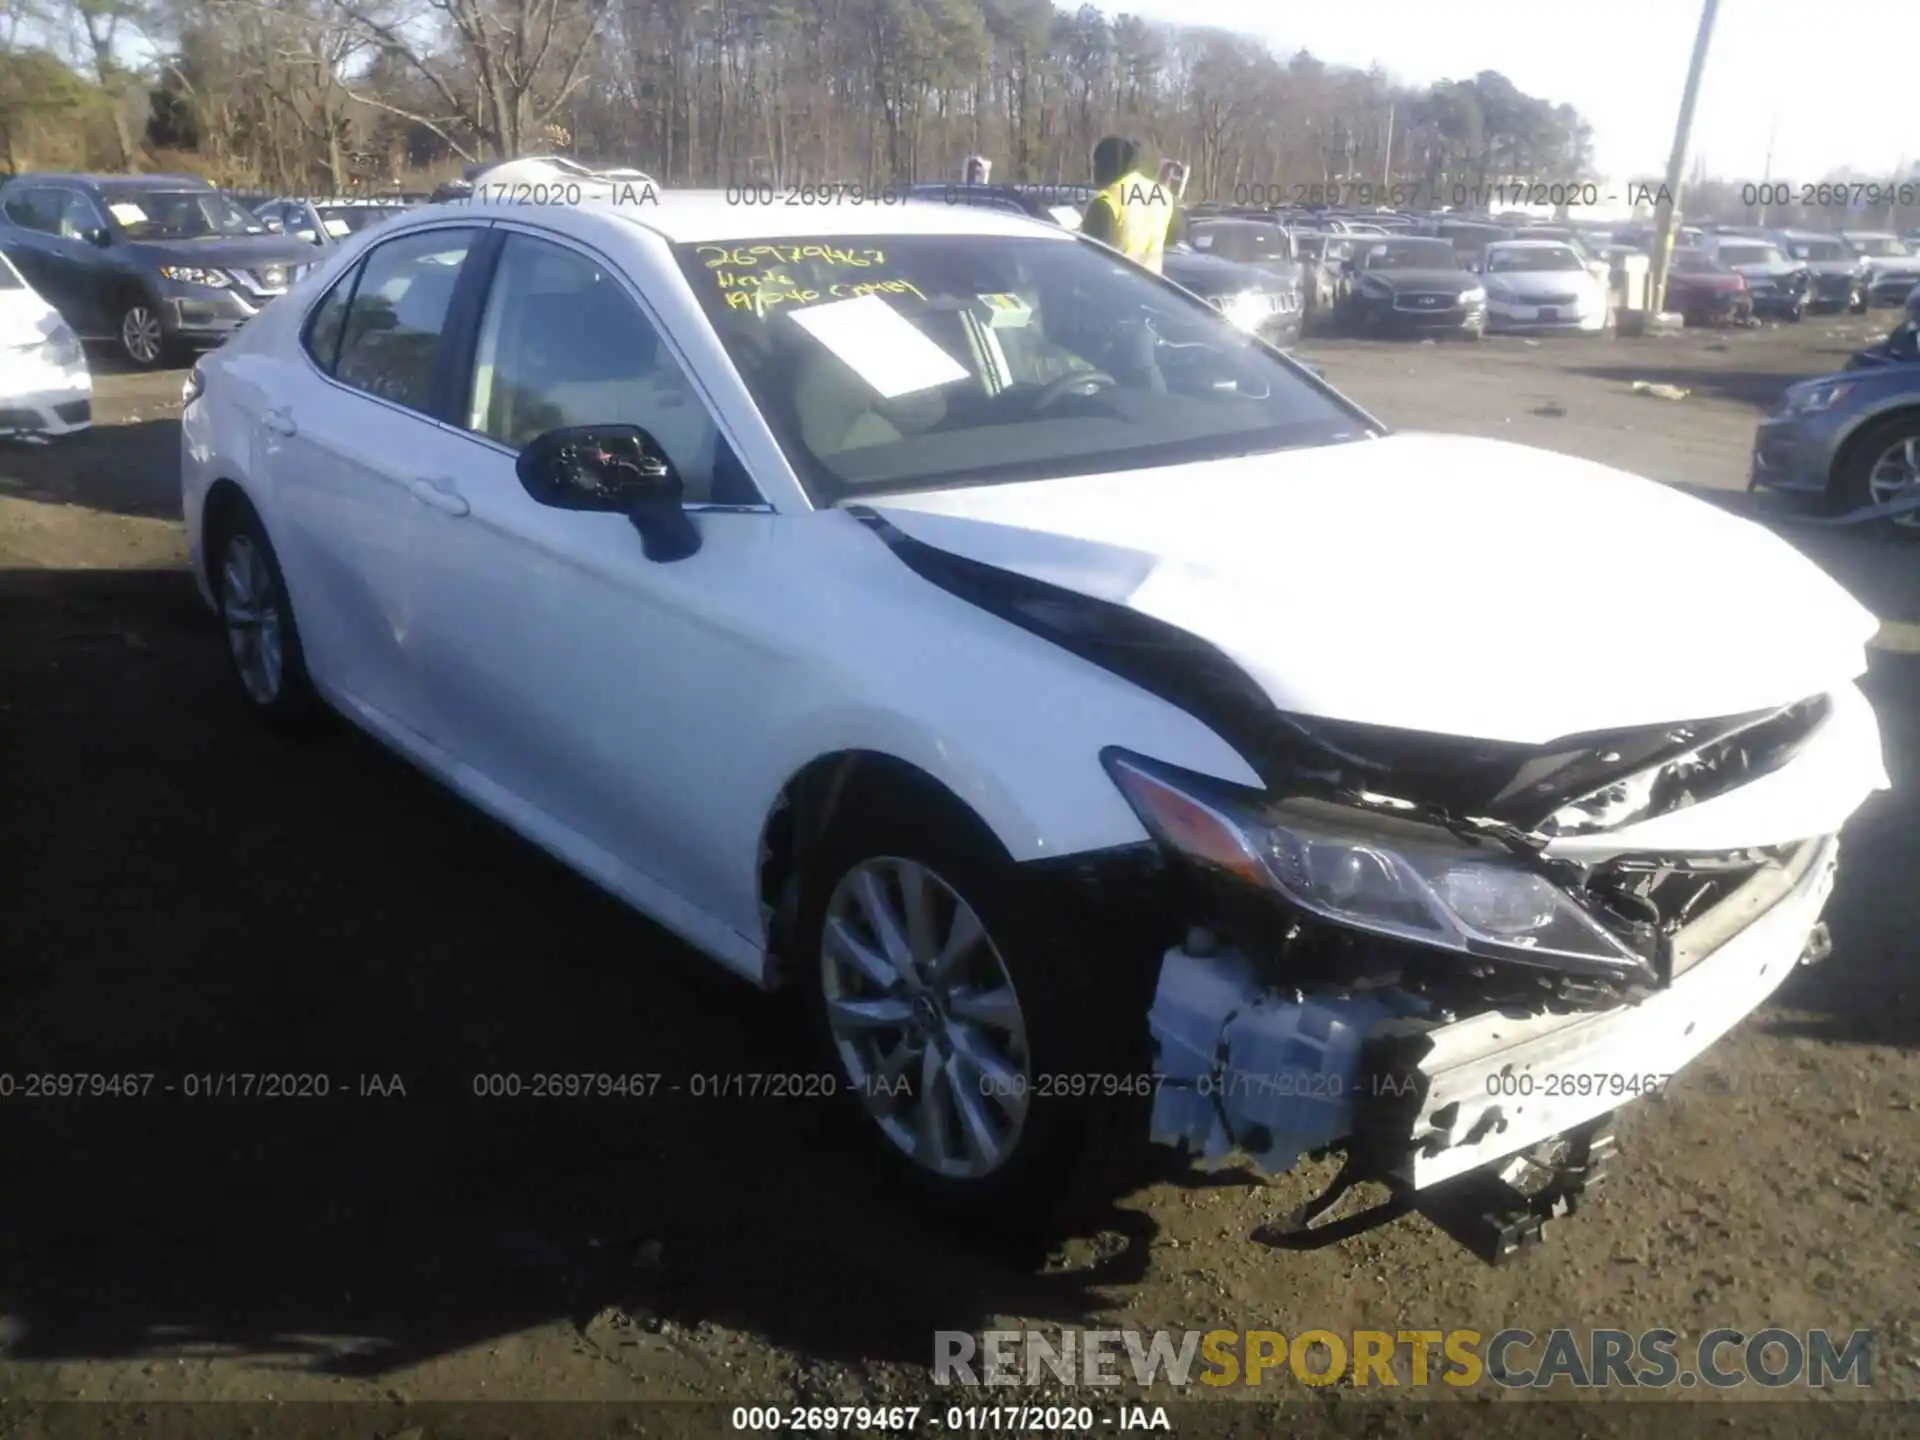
(221, 533, 286, 704)
(819, 857, 1031, 1179)
(1867, 435, 1920, 529)
(121, 305, 164, 366)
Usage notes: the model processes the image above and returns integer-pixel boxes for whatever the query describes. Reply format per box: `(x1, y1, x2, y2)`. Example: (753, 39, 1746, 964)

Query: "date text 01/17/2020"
(0, 1072, 408, 1099)
(466, 1071, 899, 1100)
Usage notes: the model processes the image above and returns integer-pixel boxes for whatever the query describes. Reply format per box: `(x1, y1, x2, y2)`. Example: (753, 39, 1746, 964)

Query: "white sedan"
(0, 249, 90, 439)
(1478, 239, 1611, 334)
(180, 184, 1886, 1252)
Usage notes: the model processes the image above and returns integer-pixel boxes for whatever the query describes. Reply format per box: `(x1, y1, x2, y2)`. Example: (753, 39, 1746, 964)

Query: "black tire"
(118, 296, 170, 369)
(208, 500, 320, 727)
(1832, 411, 1920, 534)
(795, 790, 1158, 1235)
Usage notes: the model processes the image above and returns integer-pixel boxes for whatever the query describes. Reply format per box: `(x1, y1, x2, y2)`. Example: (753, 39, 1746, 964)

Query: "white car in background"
(179, 183, 1886, 1260)
(1478, 239, 1610, 335)
(0, 249, 91, 440)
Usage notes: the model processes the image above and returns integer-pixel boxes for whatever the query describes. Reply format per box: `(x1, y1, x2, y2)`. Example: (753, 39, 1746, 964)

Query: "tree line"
(2, 0, 1598, 202)
(1, 0, 1910, 235)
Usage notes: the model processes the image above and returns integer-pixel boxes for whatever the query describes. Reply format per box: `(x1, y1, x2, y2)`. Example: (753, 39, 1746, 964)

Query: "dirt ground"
(3, 317, 1918, 1428)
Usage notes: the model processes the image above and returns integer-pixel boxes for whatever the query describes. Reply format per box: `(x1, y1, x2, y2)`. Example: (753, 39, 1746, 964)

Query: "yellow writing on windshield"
(698, 243, 887, 270)
(720, 274, 928, 316)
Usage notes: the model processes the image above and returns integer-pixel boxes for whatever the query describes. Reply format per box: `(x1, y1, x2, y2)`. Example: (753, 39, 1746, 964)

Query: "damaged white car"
(180, 188, 1888, 1260)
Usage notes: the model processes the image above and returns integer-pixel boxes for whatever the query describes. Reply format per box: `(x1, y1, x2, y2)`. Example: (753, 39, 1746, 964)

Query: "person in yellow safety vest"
(1079, 136, 1177, 274)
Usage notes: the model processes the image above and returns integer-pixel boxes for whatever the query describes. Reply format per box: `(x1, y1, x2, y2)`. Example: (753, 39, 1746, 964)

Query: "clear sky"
(1097, 0, 1916, 183)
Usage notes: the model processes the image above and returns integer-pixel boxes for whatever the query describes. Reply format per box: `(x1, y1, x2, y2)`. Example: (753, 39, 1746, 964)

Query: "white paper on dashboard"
(323, 218, 351, 237)
(787, 293, 969, 400)
(107, 203, 148, 225)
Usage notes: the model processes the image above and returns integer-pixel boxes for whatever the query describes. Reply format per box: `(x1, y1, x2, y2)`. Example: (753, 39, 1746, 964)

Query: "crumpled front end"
(1137, 682, 1886, 1258)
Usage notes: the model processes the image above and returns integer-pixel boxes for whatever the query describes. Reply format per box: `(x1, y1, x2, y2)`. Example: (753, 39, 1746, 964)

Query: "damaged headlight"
(1103, 749, 1651, 982)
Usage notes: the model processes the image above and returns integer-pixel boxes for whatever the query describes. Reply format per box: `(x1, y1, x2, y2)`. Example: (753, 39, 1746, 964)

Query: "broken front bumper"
(1397, 832, 1835, 1188)
(1142, 680, 1884, 1254)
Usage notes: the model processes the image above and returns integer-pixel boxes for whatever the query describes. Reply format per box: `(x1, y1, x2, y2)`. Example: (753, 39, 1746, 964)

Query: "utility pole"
(1649, 0, 1720, 315)
(1381, 102, 1395, 198)
(1757, 113, 1776, 225)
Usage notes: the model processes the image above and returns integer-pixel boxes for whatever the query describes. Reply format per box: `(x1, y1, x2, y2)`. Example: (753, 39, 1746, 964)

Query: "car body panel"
(0, 261, 91, 437)
(1750, 364, 1920, 496)
(867, 431, 1877, 745)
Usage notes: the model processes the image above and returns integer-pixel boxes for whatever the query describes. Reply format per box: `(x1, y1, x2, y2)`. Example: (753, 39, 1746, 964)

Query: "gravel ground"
(2, 320, 1917, 1428)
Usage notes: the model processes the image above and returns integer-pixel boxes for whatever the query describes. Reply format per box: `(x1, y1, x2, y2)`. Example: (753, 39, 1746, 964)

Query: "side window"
(465, 233, 736, 505)
(54, 191, 104, 239)
(3, 188, 53, 233)
(303, 262, 361, 375)
(332, 228, 477, 413)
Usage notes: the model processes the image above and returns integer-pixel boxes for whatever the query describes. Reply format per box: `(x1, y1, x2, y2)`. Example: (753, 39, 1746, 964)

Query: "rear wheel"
(797, 798, 1154, 1233)
(1833, 412, 1920, 532)
(211, 502, 319, 725)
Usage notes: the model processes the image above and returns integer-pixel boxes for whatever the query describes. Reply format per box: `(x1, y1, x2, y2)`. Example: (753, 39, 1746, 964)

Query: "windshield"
(1717, 243, 1786, 266)
(1194, 224, 1293, 264)
(1671, 250, 1723, 274)
(1488, 246, 1583, 273)
(675, 234, 1367, 504)
(1789, 239, 1849, 262)
(1363, 239, 1461, 271)
(1850, 236, 1909, 257)
(107, 190, 267, 239)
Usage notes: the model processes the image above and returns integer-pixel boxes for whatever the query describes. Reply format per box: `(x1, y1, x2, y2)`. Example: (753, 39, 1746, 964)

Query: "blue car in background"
(0, 172, 319, 368)
(1751, 359, 1920, 531)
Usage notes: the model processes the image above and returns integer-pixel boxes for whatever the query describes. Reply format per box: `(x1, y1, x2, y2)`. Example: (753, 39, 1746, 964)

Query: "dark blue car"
(0, 172, 322, 367)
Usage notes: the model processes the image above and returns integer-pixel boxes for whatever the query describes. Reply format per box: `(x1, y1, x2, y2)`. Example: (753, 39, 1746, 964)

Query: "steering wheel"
(1029, 369, 1118, 411)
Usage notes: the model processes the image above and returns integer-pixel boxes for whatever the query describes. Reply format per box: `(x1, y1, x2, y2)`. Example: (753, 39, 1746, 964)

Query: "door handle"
(408, 477, 470, 517)
(262, 407, 298, 437)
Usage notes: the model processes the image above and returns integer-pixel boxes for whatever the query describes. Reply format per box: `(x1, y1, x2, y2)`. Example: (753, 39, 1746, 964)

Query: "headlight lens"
(1104, 750, 1651, 981)
(40, 323, 84, 368)
(1788, 380, 1853, 413)
(157, 266, 231, 288)
(1221, 290, 1273, 332)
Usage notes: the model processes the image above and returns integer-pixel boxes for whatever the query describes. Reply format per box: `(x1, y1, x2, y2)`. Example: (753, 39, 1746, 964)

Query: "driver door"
(403, 226, 785, 933)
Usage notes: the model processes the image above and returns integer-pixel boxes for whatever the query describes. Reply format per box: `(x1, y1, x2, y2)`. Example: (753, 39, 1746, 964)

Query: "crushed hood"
(865, 433, 1879, 747)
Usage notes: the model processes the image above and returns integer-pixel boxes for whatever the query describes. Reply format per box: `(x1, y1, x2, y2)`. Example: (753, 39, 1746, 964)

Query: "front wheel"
(119, 300, 169, 369)
(798, 806, 1152, 1231)
(1833, 413, 1920, 533)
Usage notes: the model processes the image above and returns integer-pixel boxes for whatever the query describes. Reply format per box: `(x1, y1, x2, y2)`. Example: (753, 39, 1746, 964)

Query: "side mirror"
(84, 226, 112, 248)
(262, 216, 286, 233)
(515, 424, 700, 563)
(296, 229, 322, 246)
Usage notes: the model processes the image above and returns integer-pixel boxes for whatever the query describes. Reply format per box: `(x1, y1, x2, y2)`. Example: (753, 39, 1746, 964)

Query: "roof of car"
(1486, 238, 1577, 248)
(5, 172, 211, 190)
(421, 189, 1075, 244)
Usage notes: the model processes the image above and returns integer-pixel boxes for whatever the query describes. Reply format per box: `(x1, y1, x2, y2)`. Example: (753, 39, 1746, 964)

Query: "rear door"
(0, 188, 70, 325)
(261, 222, 489, 735)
